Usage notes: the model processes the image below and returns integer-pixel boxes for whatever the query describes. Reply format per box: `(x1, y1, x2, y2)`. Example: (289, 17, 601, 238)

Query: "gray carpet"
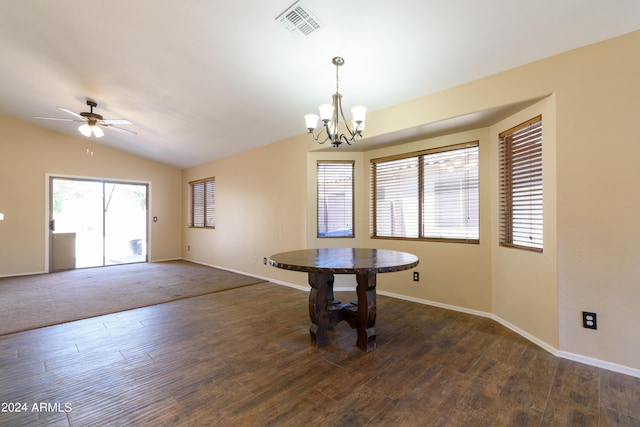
(0, 260, 266, 335)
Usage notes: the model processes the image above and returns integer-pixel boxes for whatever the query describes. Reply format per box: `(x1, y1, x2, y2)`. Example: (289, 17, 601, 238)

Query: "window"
(499, 116, 542, 252)
(189, 177, 215, 228)
(371, 142, 479, 242)
(317, 161, 354, 237)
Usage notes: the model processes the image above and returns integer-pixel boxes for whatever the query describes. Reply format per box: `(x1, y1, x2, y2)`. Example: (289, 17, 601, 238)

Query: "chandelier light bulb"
(351, 106, 367, 124)
(305, 114, 319, 132)
(352, 118, 365, 133)
(318, 104, 334, 123)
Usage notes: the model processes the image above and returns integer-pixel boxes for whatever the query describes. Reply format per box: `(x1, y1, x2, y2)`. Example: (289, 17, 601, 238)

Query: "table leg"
(308, 272, 330, 347)
(355, 273, 377, 352)
(327, 273, 336, 304)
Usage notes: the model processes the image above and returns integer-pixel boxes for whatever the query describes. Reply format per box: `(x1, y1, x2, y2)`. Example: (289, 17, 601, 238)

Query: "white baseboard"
(377, 290, 494, 319)
(183, 259, 309, 292)
(557, 351, 640, 378)
(0, 270, 47, 278)
(266, 278, 308, 292)
(151, 257, 183, 263)
(489, 313, 558, 356)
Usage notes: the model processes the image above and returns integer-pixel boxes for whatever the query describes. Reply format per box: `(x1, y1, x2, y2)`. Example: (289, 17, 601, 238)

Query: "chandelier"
(304, 57, 367, 147)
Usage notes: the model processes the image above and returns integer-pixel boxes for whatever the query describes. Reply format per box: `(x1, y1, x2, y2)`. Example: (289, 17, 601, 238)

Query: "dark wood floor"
(0, 282, 638, 426)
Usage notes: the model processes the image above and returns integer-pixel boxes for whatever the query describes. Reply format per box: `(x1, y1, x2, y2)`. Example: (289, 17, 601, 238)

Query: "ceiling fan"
(34, 100, 136, 137)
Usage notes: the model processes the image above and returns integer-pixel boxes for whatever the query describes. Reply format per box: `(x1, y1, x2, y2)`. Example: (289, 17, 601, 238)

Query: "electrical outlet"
(413, 272, 419, 282)
(263, 257, 267, 265)
(582, 312, 597, 330)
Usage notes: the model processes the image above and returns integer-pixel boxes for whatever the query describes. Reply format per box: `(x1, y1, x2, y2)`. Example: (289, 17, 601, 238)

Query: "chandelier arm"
(332, 93, 340, 144)
(310, 126, 331, 144)
(334, 57, 341, 94)
(337, 93, 355, 137)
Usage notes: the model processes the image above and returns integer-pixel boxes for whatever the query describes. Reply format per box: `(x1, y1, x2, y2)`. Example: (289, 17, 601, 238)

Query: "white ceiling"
(1, 1, 639, 168)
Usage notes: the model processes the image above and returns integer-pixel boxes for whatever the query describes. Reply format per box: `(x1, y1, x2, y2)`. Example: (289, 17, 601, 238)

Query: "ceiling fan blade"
(102, 124, 137, 135)
(33, 116, 76, 122)
(101, 119, 132, 125)
(57, 107, 84, 119)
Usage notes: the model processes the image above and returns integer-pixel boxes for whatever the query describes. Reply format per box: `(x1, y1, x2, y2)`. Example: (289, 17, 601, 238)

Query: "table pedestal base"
(308, 272, 377, 352)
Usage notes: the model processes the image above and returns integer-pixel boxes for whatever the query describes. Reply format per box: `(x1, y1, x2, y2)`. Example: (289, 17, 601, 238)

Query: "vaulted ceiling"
(1, 1, 639, 168)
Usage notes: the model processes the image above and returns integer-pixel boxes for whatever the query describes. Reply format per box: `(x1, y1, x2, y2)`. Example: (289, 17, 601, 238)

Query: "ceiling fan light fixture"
(35, 100, 136, 144)
(78, 123, 92, 137)
(92, 125, 104, 138)
(79, 121, 104, 138)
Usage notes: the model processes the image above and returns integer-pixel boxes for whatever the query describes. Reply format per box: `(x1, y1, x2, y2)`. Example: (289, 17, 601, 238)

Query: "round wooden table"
(270, 248, 419, 351)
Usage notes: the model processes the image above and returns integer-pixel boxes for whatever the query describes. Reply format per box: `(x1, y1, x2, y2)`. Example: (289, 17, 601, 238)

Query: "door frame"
(45, 173, 152, 272)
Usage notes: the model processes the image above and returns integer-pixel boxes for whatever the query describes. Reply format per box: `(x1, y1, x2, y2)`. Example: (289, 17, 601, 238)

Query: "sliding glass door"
(103, 182, 148, 265)
(50, 177, 148, 271)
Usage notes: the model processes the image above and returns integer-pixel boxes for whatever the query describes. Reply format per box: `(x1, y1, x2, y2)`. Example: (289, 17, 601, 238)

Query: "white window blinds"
(499, 116, 543, 251)
(422, 145, 479, 240)
(371, 156, 420, 238)
(317, 161, 354, 237)
(371, 142, 479, 242)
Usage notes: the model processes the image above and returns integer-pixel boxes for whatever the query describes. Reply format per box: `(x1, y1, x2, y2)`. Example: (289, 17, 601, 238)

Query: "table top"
(269, 248, 419, 275)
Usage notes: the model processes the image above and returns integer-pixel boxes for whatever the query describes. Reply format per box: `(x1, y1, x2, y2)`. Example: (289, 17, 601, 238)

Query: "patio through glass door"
(49, 177, 148, 271)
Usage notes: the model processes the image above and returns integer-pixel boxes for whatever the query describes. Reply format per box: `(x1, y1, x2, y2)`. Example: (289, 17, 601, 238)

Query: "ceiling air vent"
(276, 1, 323, 38)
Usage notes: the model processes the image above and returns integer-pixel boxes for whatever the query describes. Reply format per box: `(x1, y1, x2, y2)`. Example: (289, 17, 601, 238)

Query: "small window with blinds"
(317, 161, 354, 238)
(499, 116, 542, 252)
(371, 142, 479, 243)
(189, 177, 215, 229)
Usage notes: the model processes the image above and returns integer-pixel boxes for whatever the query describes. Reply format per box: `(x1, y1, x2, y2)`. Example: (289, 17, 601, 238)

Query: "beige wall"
(552, 33, 640, 371)
(182, 134, 309, 288)
(490, 96, 558, 350)
(0, 115, 182, 276)
(184, 30, 640, 374)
